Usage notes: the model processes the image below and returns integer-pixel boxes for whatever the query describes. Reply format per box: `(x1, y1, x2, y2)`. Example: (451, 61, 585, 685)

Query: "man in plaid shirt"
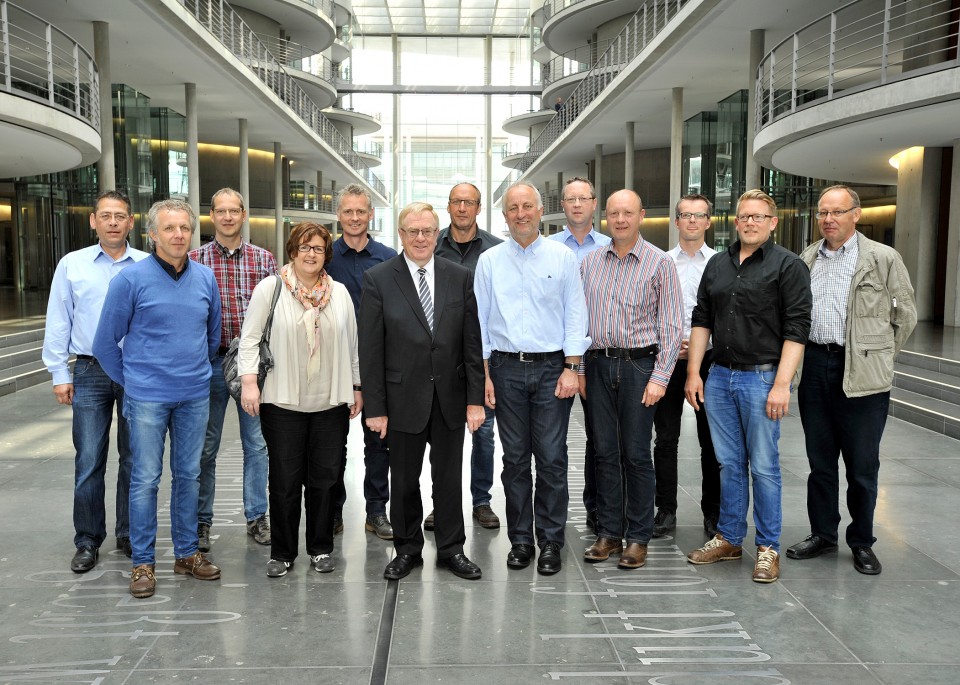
(190, 188, 277, 552)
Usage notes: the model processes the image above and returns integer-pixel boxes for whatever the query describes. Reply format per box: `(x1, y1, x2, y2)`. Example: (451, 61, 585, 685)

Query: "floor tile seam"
(370, 579, 397, 685)
(883, 457, 960, 488)
(775, 582, 870, 666)
(116, 594, 196, 685)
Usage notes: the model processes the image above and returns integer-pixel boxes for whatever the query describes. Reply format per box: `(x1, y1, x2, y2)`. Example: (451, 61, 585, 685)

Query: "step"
(893, 367, 960, 405)
(0, 327, 45, 349)
(0, 340, 43, 372)
(889, 387, 960, 441)
(896, 349, 960, 381)
(0, 360, 50, 398)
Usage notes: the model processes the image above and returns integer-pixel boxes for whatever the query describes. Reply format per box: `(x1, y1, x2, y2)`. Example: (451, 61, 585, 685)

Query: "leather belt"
(714, 361, 777, 372)
(495, 350, 563, 362)
(588, 345, 658, 360)
(807, 341, 845, 353)
(217, 345, 230, 356)
(76, 354, 95, 361)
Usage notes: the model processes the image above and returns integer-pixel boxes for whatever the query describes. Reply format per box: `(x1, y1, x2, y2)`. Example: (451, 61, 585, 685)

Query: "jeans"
(125, 396, 209, 566)
(586, 353, 658, 544)
(71, 358, 132, 549)
(579, 394, 599, 514)
(333, 409, 390, 518)
(705, 363, 784, 551)
(470, 405, 496, 506)
(198, 356, 268, 524)
(798, 345, 888, 548)
(653, 352, 720, 519)
(260, 403, 349, 561)
(488, 352, 573, 548)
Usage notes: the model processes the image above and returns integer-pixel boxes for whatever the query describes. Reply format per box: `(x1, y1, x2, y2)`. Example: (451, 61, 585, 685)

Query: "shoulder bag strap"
(260, 274, 284, 347)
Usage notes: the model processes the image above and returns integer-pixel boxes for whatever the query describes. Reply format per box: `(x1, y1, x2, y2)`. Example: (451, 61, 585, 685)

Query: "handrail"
(539, 40, 613, 87)
(0, 0, 99, 131)
(291, 0, 337, 25)
(179, 0, 385, 197)
(255, 33, 335, 82)
(756, 0, 960, 133)
(495, 0, 689, 202)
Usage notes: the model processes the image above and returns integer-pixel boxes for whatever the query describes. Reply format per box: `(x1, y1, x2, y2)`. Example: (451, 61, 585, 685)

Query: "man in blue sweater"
(94, 199, 223, 599)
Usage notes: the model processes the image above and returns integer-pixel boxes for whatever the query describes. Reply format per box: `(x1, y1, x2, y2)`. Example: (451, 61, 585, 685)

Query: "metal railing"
(495, 0, 689, 201)
(756, 0, 960, 132)
(179, 0, 385, 197)
(0, 0, 99, 130)
(292, 0, 337, 24)
(540, 40, 613, 87)
(542, 0, 597, 21)
(255, 33, 334, 82)
(353, 139, 383, 158)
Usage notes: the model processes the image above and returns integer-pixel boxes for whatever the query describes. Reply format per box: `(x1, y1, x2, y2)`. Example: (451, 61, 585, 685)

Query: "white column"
(93, 22, 115, 192)
(669, 88, 683, 250)
(745, 29, 765, 191)
(185, 83, 200, 249)
(894, 146, 939, 321)
(945, 139, 960, 326)
(274, 142, 284, 259)
(239, 118, 250, 242)
(624, 121, 635, 192)
(484, 35, 493, 234)
(391, 35, 401, 251)
(594, 144, 603, 231)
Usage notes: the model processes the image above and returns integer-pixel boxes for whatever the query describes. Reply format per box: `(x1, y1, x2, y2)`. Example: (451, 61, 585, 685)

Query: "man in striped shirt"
(580, 189, 684, 570)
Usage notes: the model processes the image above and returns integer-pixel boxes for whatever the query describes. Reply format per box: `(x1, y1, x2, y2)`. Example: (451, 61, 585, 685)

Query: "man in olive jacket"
(787, 185, 917, 576)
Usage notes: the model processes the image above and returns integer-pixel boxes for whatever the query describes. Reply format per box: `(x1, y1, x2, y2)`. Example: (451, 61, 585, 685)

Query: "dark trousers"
(579, 394, 599, 513)
(798, 345, 889, 548)
(653, 353, 720, 519)
(260, 403, 349, 562)
(388, 392, 466, 559)
(333, 408, 390, 517)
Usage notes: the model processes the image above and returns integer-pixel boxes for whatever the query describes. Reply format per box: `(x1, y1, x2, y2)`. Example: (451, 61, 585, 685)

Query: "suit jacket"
(359, 255, 484, 434)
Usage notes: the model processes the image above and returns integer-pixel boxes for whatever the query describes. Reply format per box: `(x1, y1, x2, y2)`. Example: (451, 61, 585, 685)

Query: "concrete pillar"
(484, 35, 493, 234)
(239, 118, 250, 242)
(93, 22, 115, 192)
(391, 35, 401, 251)
(317, 170, 323, 212)
(624, 121, 635, 192)
(670, 89, 683, 250)
(945, 139, 960, 326)
(274, 142, 284, 259)
(185, 83, 200, 249)
(895, 146, 940, 321)
(745, 29, 765, 191)
(594, 144, 603, 231)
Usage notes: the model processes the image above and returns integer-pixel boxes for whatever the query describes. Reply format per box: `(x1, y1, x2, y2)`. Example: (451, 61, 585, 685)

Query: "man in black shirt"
(684, 189, 811, 584)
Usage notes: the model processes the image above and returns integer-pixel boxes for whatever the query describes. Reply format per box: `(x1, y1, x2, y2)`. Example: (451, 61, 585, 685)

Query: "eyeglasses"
(561, 196, 595, 204)
(400, 228, 438, 238)
(449, 199, 479, 208)
(736, 213, 775, 223)
(96, 212, 129, 222)
(297, 244, 326, 254)
(213, 208, 243, 217)
(678, 212, 710, 221)
(815, 208, 856, 220)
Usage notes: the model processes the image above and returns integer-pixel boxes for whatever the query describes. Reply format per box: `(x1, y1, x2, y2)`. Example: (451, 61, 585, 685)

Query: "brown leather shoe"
(472, 504, 501, 529)
(618, 543, 647, 569)
(583, 536, 623, 562)
(687, 534, 743, 565)
(130, 564, 156, 598)
(752, 546, 780, 583)
(174, 551, 221, 580)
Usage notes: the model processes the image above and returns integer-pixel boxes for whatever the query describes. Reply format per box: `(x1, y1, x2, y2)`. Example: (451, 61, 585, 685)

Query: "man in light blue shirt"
(475, 182, 589, 576)
(547, 176, 610, 535)
(43, 190, 149, 573)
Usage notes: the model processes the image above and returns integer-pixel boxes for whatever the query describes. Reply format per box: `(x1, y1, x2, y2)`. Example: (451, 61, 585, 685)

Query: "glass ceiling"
(351, 0, 531, 36)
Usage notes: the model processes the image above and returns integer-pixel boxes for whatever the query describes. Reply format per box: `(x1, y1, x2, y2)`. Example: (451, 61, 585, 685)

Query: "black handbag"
(223, 276, 284, 401)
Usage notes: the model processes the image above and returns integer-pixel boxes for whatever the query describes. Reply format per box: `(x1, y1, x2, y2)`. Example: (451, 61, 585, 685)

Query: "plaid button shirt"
(189, 240, 278, 347)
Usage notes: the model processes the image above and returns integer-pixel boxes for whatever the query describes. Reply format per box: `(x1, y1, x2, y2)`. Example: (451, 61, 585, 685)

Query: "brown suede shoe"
(687, 534, 743, 565)
(583, 536, 623, 562)
(618, 543, 647, 569)
(752, 546, 780, 583)
(174, 551, 221, 580)
(130, 564, 156, 598)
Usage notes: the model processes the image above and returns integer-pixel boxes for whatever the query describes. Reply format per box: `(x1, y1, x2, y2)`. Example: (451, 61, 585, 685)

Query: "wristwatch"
(563, 362, 579, 371)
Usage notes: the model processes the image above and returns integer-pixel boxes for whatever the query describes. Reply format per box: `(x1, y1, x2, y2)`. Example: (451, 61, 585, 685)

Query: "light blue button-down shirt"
(548, 226, 611, 265)
(42, 242, 149, 385)
(475, 234, 590, 359)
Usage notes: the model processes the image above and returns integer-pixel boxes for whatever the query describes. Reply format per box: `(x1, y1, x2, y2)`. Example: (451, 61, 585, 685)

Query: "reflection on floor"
(0, 382, 958, 684)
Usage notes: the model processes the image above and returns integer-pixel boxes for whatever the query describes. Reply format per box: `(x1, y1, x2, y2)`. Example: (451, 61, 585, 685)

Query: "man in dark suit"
(359, 202, 486, 581)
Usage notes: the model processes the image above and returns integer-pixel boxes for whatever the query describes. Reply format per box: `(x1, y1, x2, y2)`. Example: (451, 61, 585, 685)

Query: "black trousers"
(652, 352, 720, 519)
(260, 403, 349, 562)
(388, 392, 466, 559)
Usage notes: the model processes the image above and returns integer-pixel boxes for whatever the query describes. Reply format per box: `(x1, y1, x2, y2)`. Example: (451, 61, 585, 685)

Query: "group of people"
(44, 177, 916, 599)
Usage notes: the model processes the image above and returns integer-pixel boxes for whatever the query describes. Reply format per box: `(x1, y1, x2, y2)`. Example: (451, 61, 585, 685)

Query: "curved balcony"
(754, 0, 960, 184)
(323, 107, 381, 135)
(0, 0, 100, 176)
(228, 0, 336, 49)
(255, 33, 336, 107)
(353, 139, 383, 167)
(502, 108, 555, 137)
(541, 0, 654, 55)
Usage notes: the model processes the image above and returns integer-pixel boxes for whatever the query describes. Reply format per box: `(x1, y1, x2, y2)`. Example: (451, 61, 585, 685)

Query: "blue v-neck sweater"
(93, 256, 221, 402)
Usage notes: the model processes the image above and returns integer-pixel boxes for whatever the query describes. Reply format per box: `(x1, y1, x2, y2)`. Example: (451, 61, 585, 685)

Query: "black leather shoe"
(384, 553, 423, 580)
(117, 537, 132, 558)
(537, 542, 562, 575)
(506, 543, 535, 569)
(786, 534, 839, 560)
(437, 553, 482, 580)
(703, 517, 719, 538)
(652, 509, 676, 538)
(71, 546, 98, 573)
(852, 546, 882, 575)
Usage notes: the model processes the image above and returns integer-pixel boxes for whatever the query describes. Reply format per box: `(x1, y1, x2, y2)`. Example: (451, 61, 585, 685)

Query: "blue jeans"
(585, 353, 657, 544)
(333, 409, 390, 518)
(198, 356, 268, 524)
(125, 396, 208, 565)
(72, 358, 132, 549)
(488, 352, 573, 548)
(705, 363, 784, 551)
(470, 405, 496, 506)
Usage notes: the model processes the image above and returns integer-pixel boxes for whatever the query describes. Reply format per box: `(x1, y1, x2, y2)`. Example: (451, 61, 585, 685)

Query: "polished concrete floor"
(1, 381, 959, 684)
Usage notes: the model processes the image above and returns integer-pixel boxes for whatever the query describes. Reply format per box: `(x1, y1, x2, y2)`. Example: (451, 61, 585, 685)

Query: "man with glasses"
(549, 177, 610, 535)
(432, 182, 503, 531)
(359, 202, 485, 581)
(786, 185, 916, 575)
(685, 189, 811, 584)
(326, 183, 397, 541)
(189, 188, 277, 553)
(44, 190, 148, 572)
(652, 194, 720, 539)
(475, 182, 589, 575)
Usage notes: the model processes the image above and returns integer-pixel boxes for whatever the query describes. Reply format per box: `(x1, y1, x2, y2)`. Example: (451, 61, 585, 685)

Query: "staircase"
(0, 325, 49, 397)
(892, 350, 960, 441)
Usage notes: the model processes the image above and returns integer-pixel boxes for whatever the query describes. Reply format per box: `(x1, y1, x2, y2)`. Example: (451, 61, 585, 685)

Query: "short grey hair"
(818, 184, 861, 207)
(146, 198, 196, 236)
(336, 183, 373, 212)
(504, 182, 543, 209)
(211, 187, 244, 211)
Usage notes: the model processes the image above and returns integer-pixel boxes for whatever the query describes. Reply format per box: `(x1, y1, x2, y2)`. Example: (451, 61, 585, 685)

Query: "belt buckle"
(518, 352, 533, 362)
(603, 348, 616, 358)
